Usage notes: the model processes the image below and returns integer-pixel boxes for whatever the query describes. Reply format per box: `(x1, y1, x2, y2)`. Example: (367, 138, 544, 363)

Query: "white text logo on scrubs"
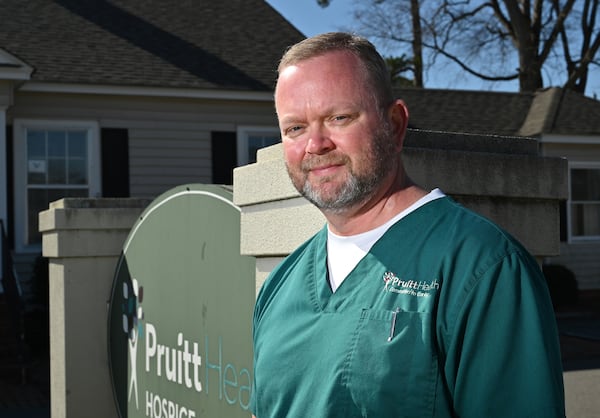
(382, 271, 440, 297)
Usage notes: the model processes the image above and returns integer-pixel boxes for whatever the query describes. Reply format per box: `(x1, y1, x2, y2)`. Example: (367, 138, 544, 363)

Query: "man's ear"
(388, 99, 409, 152)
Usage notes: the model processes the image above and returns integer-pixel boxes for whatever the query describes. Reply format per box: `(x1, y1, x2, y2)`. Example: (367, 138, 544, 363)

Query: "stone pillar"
(39, 198, 150, 418)
(233, 129, 569, 293)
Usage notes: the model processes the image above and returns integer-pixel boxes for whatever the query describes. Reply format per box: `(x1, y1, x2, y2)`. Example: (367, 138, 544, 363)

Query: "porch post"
(0, 106, 7, 231)
(0, 106, 7, 278)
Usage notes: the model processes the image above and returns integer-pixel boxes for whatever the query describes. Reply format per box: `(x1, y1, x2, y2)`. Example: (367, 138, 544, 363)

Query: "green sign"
(108, 184, 255, 418)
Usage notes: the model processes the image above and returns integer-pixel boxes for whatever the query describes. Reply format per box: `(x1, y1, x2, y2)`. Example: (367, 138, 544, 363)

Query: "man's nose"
(305, 127, 334, 155)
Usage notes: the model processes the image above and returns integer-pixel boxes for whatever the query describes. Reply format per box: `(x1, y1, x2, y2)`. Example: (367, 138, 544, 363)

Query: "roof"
(397, 87, 600, 137)
(0, 0, 304, 91)
(1, 1, 598, 137)
(398, 88, 533, 136)
(547, 89, 600, 136)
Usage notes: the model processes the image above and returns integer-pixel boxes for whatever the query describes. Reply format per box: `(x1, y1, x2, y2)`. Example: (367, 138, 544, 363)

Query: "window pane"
(247, 134, 279, 164)
(68, 158, 87, 184)
(68, 131, 88, 184)
(572, 169, 600, 201)
(48, 131, 66, 157)
(28, 163, 46, 184)
(27, 130, 46, 159)
(68, 131, 87, 158)
(48, 158, 67, 183)
(571, 202, 600, 237)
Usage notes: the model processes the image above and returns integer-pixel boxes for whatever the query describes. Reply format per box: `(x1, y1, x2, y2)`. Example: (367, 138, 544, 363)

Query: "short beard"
(291, 121, 398, 213)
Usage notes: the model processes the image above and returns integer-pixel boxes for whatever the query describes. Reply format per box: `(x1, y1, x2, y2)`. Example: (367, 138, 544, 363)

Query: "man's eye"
(331, 115, 351, 124)
(285, 126, 304, 136)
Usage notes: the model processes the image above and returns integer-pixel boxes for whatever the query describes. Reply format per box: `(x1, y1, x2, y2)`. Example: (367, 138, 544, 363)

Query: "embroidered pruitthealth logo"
(382, 271, 440, 297)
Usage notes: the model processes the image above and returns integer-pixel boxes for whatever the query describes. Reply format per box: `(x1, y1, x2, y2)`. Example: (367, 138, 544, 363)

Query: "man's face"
(275, 50, 400, 213)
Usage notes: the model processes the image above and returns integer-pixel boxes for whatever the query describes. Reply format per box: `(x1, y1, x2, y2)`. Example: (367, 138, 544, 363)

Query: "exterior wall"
(542, 142, 600, 161)
(129, 126, 213, 196)
(10, 90, 279, 198)
(542, 141, 600, 290)
(234, 130, 568, 293)
(553, 241, 600, 290)
(7, 89, 278, 304)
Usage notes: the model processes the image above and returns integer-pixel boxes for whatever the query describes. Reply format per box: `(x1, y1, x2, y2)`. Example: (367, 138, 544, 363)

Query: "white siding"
(551, 242, 600, 290)
(11, 90, 279, 199)
(129, 129, 212, 197)
(541, 141, 600, 290)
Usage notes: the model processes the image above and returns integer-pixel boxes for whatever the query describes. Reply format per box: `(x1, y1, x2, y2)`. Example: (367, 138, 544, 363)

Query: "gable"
(0, 48, 34, 81)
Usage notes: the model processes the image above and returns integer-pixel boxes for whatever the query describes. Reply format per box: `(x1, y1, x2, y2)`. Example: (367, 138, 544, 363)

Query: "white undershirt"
(326, 188, 445, 292)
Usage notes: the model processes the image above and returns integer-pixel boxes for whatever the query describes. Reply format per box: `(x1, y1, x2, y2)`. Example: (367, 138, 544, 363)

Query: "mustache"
(301, 153, 350, 171)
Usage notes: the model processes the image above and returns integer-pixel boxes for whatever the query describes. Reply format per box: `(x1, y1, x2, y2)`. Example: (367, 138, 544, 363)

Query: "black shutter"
(101, 128, 129, 197)
(211, 131, 237, 185)
(559, 200, 567, 242)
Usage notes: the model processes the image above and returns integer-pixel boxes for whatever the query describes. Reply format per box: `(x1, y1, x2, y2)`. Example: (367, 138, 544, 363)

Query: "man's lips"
(302, 155, 348, 175)
(308, 163, 343, 176)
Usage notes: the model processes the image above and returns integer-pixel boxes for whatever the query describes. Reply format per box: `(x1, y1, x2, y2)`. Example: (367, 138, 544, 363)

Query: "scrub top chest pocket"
(344, 308, 437, 417)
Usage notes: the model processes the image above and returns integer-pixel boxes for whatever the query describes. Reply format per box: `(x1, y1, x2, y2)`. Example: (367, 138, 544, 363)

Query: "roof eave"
(0, 49, 34, 81)
(18, 81, 275, 102)
(540, 133, 600, 144)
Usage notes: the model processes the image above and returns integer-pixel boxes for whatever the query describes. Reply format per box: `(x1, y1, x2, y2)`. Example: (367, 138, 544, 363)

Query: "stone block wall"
(233, 129, 568, 292)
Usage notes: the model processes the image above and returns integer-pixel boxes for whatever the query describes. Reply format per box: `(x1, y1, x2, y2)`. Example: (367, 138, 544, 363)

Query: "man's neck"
(324, 179, 428, 236)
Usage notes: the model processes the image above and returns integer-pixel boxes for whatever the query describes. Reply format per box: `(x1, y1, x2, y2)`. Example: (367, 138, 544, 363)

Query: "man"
(251, 32, 565, 417)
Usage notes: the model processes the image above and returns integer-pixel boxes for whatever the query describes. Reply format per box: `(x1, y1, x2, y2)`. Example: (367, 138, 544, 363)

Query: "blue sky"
(266, 0, 600, 98)
(266, 0, 355, 38)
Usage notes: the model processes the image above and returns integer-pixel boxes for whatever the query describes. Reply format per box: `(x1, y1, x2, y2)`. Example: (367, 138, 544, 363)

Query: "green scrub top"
(251, 197, 565, 417)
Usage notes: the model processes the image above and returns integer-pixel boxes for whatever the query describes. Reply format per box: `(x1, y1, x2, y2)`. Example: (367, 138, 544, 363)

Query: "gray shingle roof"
(398, 88, 533, 136)
(550, 89, 600, 135)
(397, 87, 600, 137)
(0, 0, 304, 90)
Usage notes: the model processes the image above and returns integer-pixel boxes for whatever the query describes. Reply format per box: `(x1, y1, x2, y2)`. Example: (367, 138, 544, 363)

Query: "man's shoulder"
(432, 197, 521, 246)
(402, 196, 532, 267)
(254, 227, 326, 314)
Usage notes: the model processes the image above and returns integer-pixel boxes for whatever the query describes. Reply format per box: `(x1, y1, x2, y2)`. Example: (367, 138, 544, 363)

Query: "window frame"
(236, 126, 281, 166)
(568, 161, 600, 242)
(13, 119, 101, 252)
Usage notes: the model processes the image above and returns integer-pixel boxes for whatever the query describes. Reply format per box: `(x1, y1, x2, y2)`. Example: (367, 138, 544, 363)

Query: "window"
(236, 126, 280, 166)
(14, 120, 100, 250)
(569, 164, 600, 240)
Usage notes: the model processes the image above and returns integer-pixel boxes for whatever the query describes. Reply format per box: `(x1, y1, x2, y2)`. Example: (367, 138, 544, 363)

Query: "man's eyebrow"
(277, 103, 362, 125)
(278, 115, 303, 125)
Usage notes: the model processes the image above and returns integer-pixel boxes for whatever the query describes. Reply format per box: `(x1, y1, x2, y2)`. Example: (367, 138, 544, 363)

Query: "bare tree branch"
(315, 0, 600, 94)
